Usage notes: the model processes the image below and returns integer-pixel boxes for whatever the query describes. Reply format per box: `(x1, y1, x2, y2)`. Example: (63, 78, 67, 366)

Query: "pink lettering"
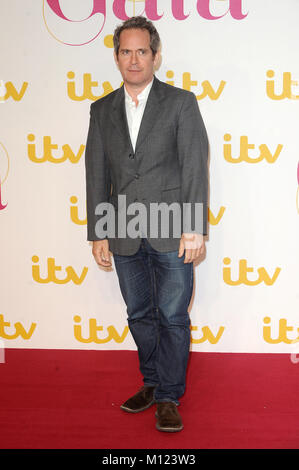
(172, 0, 189, 20)
(197, 0, 247, 20)
(112, 0, 129, 20)
(113, 0, 163, 21)
(146, 0, 163, 20)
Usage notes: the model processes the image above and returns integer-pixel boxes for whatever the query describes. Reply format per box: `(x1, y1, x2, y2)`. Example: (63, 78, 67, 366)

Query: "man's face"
(114, 28, 160, 89)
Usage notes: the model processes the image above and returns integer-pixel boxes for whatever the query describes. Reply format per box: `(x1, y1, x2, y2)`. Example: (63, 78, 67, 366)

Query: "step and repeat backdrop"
(0, 0, 298, 354)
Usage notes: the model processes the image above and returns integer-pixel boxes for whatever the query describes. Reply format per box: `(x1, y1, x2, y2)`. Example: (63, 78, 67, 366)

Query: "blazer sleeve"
(177, 92, 209, 235)
(85, 103, 111, 241)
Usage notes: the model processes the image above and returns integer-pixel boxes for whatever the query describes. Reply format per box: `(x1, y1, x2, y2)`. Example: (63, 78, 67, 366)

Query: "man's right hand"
(92, 240, 112, 268)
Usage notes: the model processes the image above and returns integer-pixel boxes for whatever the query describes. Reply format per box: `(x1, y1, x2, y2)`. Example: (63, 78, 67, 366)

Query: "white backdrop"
(0, 0, 298, 353)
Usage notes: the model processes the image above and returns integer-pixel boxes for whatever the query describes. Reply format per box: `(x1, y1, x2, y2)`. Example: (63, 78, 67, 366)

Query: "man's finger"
(101, 246, 112, 266)
(184, 249, 193, 263)
(199, 243, 205, 255)
(93, 247, 111, 267)
(178, 239, 185, 258)
(185, 248, 202, 263)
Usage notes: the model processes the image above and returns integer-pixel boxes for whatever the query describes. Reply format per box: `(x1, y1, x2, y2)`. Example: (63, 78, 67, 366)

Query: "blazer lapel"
(110, 85, 134, 153)
(135, 76, 163, 152)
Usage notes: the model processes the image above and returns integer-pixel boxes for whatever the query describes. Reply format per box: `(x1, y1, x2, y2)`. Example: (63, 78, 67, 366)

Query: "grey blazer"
(85, 75, 209, 255)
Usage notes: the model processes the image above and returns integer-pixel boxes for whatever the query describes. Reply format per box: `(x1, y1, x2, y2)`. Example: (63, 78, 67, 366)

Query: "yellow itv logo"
(263, 317, 299, 344)
(0, 80, 28, 101)
(0, 314, 36, 340)
(223, 134, 283, 164)
(266, 70, 299, 100)
(27, 134, 85, 164)
(32, 256, 88, 285)
(223, 258, 281, 286)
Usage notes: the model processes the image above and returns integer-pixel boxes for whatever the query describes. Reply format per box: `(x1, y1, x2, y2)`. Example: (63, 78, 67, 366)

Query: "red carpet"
(0, 349, 298, 449)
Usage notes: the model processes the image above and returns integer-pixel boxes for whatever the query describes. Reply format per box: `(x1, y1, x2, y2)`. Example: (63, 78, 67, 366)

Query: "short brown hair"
(113, 16, 161, 57)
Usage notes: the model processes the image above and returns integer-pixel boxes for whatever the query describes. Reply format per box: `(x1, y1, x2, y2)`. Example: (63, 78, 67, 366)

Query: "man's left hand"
(178, 233, 205, 263)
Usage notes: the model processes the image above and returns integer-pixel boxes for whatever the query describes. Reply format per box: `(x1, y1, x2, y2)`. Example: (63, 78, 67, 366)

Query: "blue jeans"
(113, 238, 193, 405)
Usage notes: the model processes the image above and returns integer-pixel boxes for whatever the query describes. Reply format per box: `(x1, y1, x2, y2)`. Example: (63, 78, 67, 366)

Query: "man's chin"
(125, 77, 146, 87)
(126, 72, 143, 81)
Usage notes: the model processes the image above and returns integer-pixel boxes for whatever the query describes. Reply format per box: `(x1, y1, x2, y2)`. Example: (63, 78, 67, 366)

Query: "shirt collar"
(124, 78, 154, 107)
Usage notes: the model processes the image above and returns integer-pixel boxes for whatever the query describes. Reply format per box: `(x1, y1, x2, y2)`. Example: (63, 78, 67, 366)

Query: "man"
(85, 16, 208, 432)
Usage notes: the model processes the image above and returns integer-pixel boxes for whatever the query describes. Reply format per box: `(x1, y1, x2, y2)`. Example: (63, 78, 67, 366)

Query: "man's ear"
(153, 49, 161, 70)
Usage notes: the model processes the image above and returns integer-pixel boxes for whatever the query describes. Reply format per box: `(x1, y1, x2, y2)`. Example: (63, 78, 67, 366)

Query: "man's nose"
(130, 51, 138, 64)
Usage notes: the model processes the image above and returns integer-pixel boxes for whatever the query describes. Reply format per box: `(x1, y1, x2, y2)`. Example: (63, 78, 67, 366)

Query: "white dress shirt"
(124, 78, 154, 152)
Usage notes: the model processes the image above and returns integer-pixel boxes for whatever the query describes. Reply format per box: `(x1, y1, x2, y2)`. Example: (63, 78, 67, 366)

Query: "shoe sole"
(155, 423, 184, 432)
(120, 399, 155, 413)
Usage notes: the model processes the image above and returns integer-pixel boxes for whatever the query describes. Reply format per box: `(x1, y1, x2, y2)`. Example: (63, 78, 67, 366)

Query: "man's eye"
(138, 50, 145, 55)
(121, 50, 129, 55)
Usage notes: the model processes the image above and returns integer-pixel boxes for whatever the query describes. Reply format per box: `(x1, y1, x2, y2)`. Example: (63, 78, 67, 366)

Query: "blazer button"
(134, 173, 139, 179)
(129, 152, 135, 159)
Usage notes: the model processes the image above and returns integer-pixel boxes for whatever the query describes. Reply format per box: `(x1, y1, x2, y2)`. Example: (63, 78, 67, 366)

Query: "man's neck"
(124, 76, 154, 106)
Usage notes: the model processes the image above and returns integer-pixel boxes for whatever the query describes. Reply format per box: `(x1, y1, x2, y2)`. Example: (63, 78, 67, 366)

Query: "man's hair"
(113, 16, 161, 57)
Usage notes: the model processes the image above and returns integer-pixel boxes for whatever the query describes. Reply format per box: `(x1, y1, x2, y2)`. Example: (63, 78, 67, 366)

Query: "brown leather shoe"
(120, 386, 156, 413)
(155, 402, 184, 432)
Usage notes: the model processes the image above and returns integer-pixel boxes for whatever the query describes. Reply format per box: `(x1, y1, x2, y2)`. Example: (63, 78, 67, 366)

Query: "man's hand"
(92, 240, 112, 268)
(178, 233, 205, 263)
